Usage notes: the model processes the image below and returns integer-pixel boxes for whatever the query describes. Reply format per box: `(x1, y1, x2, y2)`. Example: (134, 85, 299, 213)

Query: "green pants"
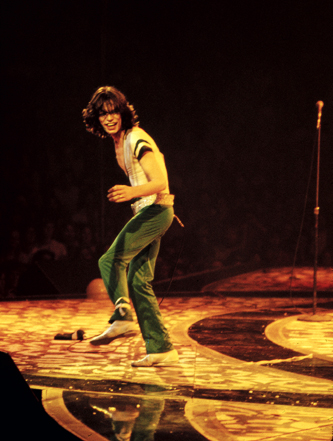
(98, 204, 174, 354)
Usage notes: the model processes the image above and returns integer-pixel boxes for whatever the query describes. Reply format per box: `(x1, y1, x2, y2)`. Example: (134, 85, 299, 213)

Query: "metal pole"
(313, 124, 321, 315)
(313, 101, 323, 315)
(298, 101, 331, 322)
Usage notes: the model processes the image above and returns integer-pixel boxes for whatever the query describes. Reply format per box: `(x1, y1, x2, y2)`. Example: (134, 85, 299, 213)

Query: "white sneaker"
(90, 320, 137, 346)
(131, 349, 179, 367)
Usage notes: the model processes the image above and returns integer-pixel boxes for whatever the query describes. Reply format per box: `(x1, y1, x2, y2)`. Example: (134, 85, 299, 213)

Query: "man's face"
(99, 101, 122, 136)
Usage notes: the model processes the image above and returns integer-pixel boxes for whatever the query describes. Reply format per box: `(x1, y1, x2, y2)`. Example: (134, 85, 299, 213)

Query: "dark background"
(1, 1, 332, 294)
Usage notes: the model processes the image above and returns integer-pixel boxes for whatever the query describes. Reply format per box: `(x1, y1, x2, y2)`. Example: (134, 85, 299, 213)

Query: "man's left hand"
(107, 185, 135, 203)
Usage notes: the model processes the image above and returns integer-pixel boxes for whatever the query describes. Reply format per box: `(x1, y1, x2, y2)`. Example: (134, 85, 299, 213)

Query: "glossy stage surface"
(1, 267, 332, 440)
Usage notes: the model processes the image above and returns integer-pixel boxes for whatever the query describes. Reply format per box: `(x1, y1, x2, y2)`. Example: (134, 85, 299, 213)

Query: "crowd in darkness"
(0, 143, 100, 298)
(1, 122, 332, 299)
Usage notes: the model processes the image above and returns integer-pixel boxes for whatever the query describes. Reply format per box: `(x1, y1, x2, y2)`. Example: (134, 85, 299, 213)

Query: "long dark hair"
(82, 86, 139, 138)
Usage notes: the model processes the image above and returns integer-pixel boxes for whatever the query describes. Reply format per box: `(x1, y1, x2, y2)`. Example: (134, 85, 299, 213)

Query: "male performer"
(82, 86, 178, 367)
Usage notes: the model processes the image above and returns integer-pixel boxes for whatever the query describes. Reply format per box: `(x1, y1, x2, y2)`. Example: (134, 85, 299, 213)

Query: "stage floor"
(1, 267, 332, 440)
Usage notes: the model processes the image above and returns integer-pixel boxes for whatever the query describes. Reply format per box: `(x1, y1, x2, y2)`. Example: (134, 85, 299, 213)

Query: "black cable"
(288, 132, 317, 311)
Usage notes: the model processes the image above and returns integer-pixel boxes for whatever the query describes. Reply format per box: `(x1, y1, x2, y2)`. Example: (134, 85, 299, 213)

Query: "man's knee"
(99, 253, 129, 275)
(98, 254, 107, 272)
(98, 253, 116, 276)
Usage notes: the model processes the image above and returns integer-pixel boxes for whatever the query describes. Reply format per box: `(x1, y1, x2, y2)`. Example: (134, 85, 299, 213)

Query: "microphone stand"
(298, 101, 331, 322)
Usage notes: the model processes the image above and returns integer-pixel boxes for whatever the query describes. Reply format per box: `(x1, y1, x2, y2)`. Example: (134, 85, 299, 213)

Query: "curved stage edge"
(1, 266, 332, 440)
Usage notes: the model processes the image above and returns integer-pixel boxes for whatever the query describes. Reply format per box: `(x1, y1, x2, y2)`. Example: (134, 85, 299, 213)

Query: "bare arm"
(107, 151, 166, 203)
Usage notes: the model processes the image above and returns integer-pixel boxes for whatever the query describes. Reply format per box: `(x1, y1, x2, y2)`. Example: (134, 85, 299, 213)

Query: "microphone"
(316, 101, 324, 128)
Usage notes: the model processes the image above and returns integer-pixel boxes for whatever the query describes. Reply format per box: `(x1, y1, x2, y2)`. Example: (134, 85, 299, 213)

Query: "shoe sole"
(90, 330, 137, 346)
